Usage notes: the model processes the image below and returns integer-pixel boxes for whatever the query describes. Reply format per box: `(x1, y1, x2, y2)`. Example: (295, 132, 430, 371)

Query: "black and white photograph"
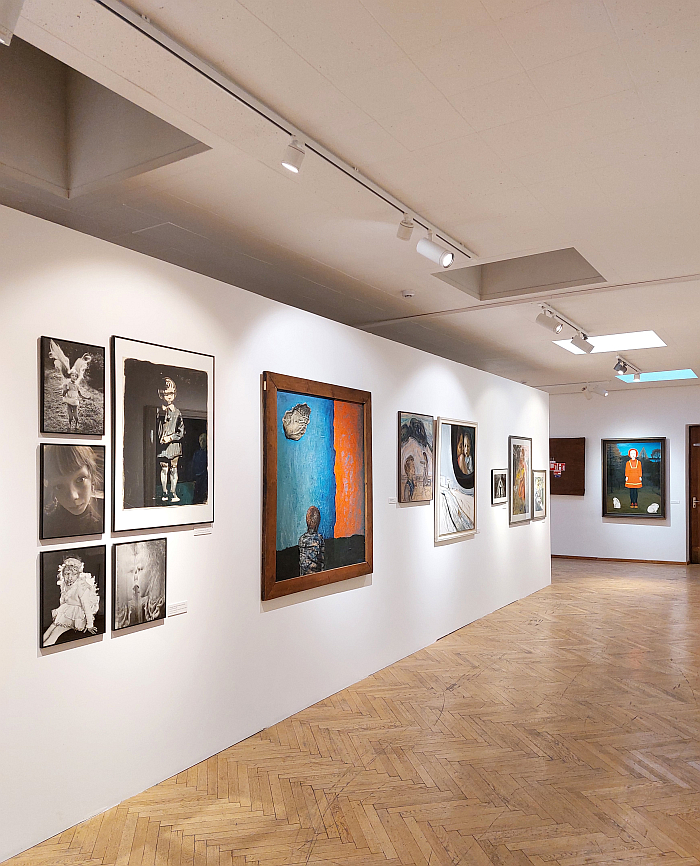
(40, 444, 105, 540)
(40, 546, 106, 648)
(113, 539, 167, 631)
(492, 469, 507, 505)
(112, 337, 214, 531)
(41, 337, 105, 435)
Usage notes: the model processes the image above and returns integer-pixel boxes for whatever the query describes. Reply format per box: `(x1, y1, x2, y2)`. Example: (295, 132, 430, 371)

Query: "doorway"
(689, 426, 700, 563)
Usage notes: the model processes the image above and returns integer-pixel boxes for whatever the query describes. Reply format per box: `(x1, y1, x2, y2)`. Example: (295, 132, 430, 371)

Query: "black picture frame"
(491, 469, 507, 505)
(40, 545, 106, 648)
(111, 336, 214, 531)
(602, 438, 666, 518)
(112, 538, 167, 631)
(40, 336, 105, 435)
(40, 443, 106, 540)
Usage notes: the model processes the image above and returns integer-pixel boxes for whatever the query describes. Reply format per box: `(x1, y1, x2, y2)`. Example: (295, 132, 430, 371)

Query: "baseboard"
(552, 554, 688, 566)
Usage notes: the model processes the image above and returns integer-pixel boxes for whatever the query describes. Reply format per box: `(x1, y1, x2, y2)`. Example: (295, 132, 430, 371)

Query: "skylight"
(554, 330, 666, 355)
(617, 369, 697, 383)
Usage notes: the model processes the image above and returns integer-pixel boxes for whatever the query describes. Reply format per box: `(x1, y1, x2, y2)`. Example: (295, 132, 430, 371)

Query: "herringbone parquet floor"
(9, 558, 700, 866)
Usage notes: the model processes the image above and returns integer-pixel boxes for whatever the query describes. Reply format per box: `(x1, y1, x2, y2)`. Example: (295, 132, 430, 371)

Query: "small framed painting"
(40, 546, 106, 647)
(491, 469, 507, 505)
(509, 435, 532, 525)
(532, 470, 547, 519)
(40, 336, 105, 435)
(262, 371, 373, 600)
(112, 337, 214, 531)
(398, 412, 433, 503)
(113, 539, 167, 630)
(602, 438, 666, 518)
(40, 443, 105, 540)
(435, 418, 477, 543)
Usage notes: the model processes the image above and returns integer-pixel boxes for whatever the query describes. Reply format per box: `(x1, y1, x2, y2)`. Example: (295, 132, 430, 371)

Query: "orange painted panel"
(333, 400, 364, 538)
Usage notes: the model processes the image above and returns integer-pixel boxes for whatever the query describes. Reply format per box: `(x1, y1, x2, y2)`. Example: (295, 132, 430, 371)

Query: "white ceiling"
(11, 0, 700, 393)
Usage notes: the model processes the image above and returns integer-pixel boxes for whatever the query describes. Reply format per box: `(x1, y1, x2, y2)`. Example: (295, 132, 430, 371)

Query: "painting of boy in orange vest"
(625, 448, 643, 509)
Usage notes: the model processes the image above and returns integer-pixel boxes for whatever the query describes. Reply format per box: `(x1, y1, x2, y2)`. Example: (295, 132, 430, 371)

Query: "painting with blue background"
(276, 391, 336, 551)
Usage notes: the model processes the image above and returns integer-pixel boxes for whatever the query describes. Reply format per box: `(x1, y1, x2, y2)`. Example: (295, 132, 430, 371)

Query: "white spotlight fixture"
(633, 371, 641, 382)
(571, 332, 594, 354)
(536, 310, 563, 334)
(397, 214, 414, 241)
(582, 386, 593, 401)
(281, 137, 305, 173)
(416, 232, 454, 269)
(613, 358, 628, 375)
(0, 0, 25, 45)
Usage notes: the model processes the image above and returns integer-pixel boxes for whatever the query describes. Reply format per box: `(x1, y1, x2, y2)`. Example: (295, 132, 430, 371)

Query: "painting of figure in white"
(113, 539, 166, 631)
(435, 418, 477, 543)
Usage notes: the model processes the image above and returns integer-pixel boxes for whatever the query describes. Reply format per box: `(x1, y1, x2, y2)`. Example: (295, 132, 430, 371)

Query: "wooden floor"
(9, 559, 700, 866)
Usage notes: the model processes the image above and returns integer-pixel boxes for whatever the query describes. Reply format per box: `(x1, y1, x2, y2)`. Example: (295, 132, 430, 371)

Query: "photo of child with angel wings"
(40, 549, 106, 647)
(41, 337, 105, 434)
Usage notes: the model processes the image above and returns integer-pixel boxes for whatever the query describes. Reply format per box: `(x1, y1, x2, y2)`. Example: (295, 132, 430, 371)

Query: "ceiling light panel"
(617, 369, 697, 383)
(554, 330, 666, 355)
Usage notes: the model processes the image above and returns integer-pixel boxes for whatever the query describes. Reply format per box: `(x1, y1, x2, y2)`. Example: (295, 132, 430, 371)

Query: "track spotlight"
(416, 232, 454, 268)
(583, 387, 593, 401)
(633, 372, 641, 382)
(592, 385, 609, 397)
(571, 332, 594, 354)
(536, 310, 563, 334)
(397, 214, 414, 241)
(281, 137, 305, 173)
(0, 0, 25, 44)
(613, 359, 628, 375)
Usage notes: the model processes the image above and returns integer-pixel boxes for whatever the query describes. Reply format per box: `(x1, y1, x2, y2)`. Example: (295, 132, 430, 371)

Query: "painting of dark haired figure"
(398, 413, 433, 503)
(112, 337, 214, 531)
(262, 372, 373, 600)
(41, 337, 104, 434)
(40, 546, 106, 647)
(435, 418, 477, 542)
(113, 539, 166, 631)
(40, 444, 105, 539)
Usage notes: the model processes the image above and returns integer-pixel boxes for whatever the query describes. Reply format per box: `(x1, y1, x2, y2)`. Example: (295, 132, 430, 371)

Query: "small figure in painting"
(495, 474, 505, 500)
(421, 450, 430, 486)
(43, 554, 99, 646)
(191, 432, 208, 504)
(43, 445, 103, 537)
(514, 446, 527, 512)
(50, 339, 91, 431)
(299, 505, 325, 575)
(625, 448, 642, 509)
(157, 377, 185, 503)
(403, 454, 416, 501)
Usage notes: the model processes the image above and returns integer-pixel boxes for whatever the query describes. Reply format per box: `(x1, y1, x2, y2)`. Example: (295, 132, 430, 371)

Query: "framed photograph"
(492, 469, 507, 505)
(113, 539, 167, 630)
(550, 437, 585, 495)
(509, 435, 532, 525)
(398, 412, 433, 503)
(40, 546, 106, 647)
(533, 470, 547, 519)
(435, 418, 477, 543)
(262, 371, 373, 600)
(112, 337, 214, 531)
(40, 337, 105, 435)
(602, 438, 666, 518)
(40, 443, 105, 540)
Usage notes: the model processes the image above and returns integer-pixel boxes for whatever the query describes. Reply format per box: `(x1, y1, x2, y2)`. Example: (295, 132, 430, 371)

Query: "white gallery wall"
(550, 388, 700, 562)
(0, 204, 550, 861)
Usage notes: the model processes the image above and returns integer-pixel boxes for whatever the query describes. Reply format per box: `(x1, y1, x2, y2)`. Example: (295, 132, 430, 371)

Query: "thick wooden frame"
(532, 470, 547, 519)
(397, 411, 434, 503)
(491, 469, 507, 505)
(434, 417, 477, 543)
(111, 336, 214, 531)
(112, 538, 167, 631)
(601, 438, 666, 519)
(262, 371, 373, 600)
(40, 336, 105, 436)
(509, 435, 532, 526)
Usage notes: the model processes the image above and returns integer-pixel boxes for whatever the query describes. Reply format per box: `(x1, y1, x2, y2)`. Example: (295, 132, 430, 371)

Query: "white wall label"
(167, 601, 188, 617)
(194, 524, 213, 535)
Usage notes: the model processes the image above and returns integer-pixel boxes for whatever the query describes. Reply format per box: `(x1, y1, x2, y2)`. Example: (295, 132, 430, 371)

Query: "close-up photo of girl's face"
(48, 464, 92, 515)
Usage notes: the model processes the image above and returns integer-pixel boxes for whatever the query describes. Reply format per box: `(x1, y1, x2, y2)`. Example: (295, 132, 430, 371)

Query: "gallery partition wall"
(0, 204, 550, 861)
